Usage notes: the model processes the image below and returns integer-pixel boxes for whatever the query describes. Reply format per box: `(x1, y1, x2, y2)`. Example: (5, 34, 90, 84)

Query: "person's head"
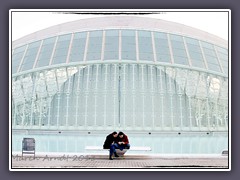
(118, 131, 124, 138)
(112, 131, 118, 138)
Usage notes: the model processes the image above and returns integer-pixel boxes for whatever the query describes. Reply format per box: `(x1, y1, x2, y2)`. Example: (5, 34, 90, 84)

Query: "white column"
(132, 64, 136, 128)
(101, 31, 105, 61)
(75, 67, 82, 127)
(65, 68, 72, 128)
(55, 70, 61, 128)
(84, 66, 90, 127)
(94, 64, 99, 127)
(150, 65, 155, 129)
(141, 65, 145, 128)
(183, 37, 192, 66)
(103, 64, 108, 126)
(33, 40, 43, 69)
(30, 75, 39, 127)
(83, 32, 90, 62)
(167, 34, 174, 64)
(151, 32, 157, 62)
(17, 44, 28, 73)
(66, 33, 74, 63)
(49, 36, 58, 65)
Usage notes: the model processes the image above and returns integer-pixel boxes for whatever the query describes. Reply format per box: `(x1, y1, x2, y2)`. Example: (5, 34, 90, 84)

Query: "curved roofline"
(12, 16, 228, 48)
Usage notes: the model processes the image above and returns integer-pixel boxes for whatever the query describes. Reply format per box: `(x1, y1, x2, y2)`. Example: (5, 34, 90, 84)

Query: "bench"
(85, 146, 151, 156)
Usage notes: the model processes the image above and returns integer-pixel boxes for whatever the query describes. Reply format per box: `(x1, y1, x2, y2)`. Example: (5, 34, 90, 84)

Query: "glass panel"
(215, 46, 228, 74)
(12, 45, 27, 73)
(154, 32, 171, 63)
(104, 30, 119, 60)
(185, 38, 206, 69)
(86, 31, 103, 61)
(36, 37, 56, 68)
(52, 34, 72, 64)
(170, 35, 189, 65)
(20, 41, 41, 71)
(138, 30, 153, 61)
(201, 41, 222, 73)
(121, 30, 136, 60)
(69, 32, 87, 62)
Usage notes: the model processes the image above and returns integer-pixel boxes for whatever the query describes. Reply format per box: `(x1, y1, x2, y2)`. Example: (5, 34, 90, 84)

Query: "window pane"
(69, 32, 87, 62)
(36, 37, 56, 68)
(52, 34, 72, 64)
(138, 30, 153, 61)
(170, 35, 189, 65)
(154, 32, 171, 63)
(20, 41, 41, 71)
(121, 30, 136, 60)
(201, 41, 222, 73)
(104, 30, 119, 60)
(12, 45, 27, 73)
(86, 31, 103, 61)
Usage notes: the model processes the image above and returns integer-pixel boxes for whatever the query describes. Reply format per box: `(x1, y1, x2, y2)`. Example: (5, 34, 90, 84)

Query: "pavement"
(11, 153, 229, 170)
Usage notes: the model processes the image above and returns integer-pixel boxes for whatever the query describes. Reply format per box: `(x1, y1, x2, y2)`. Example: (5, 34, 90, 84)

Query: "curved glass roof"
(12, 29, 228, 75)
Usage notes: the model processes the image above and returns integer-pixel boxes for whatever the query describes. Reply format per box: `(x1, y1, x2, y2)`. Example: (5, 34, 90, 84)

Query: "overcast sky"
(11, 10, 229, 41)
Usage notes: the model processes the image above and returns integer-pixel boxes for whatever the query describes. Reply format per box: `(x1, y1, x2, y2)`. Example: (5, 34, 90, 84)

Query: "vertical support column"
(66, 33, 74, 64)
(150, 65, 155, 129)
(118, 65, 121, 126)
(84, 66, 90, 127)
(38, 97, 43, 128)
(19, 76, 26, 127)
(101, 31, 105, 61)
(17, 44, 28, 73)
(30, 74, 37, 127)
(94, 64, 99, 127)
(113, 64, 118, 128)
(83, 32, 90, 62)
(199, 41, 209, 69)
(132, 64, 136, 128)
(49, 36, 58, 66)
(206, 75, 211, 131)
(65, 68, 72, 128)
(47, 96, 52, 129)
(103, 64, 108, 127)
(168, 68, 174, 130)
(122, 64, 126, 128)
(214, 45, 224, 73)
(183, 37, 192, 67)
(167, 34, 174, 64)
(75, 67, 82, 127)
(55, 70, 61, 129)
(159, 68, 164, 130)
(33, 40, 43, 69)
(141, 64, 145, 128)
(151, 32, 157, 62)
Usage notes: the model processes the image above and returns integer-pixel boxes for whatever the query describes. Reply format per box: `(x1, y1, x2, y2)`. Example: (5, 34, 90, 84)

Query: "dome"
(12, 16, 228, 133)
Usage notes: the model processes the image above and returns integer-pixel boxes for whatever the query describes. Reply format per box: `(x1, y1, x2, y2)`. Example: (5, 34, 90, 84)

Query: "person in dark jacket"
(103, 131, 118, 149)
(109, 131, 130, 160)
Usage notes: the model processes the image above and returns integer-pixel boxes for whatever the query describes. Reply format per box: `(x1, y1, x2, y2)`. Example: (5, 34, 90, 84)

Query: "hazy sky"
(11, 10, 229, 41)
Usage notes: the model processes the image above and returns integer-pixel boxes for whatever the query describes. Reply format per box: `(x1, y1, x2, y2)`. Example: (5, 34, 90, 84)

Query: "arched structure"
(12, 16, 228, 133)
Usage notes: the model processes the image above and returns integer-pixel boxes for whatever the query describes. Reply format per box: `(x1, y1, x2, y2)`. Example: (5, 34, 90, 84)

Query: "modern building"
(12, 16, 228, 154)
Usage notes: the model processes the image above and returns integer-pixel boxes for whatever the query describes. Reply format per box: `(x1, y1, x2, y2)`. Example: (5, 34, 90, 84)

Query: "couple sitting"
(103, 131, 130, 160)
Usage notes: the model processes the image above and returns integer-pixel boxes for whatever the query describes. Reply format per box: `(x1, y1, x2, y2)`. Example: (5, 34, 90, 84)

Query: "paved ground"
(11, 153, 229, 169)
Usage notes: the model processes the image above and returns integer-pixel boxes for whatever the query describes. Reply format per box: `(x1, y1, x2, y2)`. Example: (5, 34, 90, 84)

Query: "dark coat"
(103, 133, 117, 149)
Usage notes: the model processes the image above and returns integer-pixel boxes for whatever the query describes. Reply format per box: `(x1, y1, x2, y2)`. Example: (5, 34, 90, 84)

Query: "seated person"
(103, 131, 118, 149)
(109, 131, 130, 160)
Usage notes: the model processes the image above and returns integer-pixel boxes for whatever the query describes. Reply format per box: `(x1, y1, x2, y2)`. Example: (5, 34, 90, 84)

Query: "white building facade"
(12, 16, 228, 134)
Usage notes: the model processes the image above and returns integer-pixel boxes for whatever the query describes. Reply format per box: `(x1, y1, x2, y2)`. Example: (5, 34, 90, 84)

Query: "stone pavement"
(11, 154, 229, 169)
